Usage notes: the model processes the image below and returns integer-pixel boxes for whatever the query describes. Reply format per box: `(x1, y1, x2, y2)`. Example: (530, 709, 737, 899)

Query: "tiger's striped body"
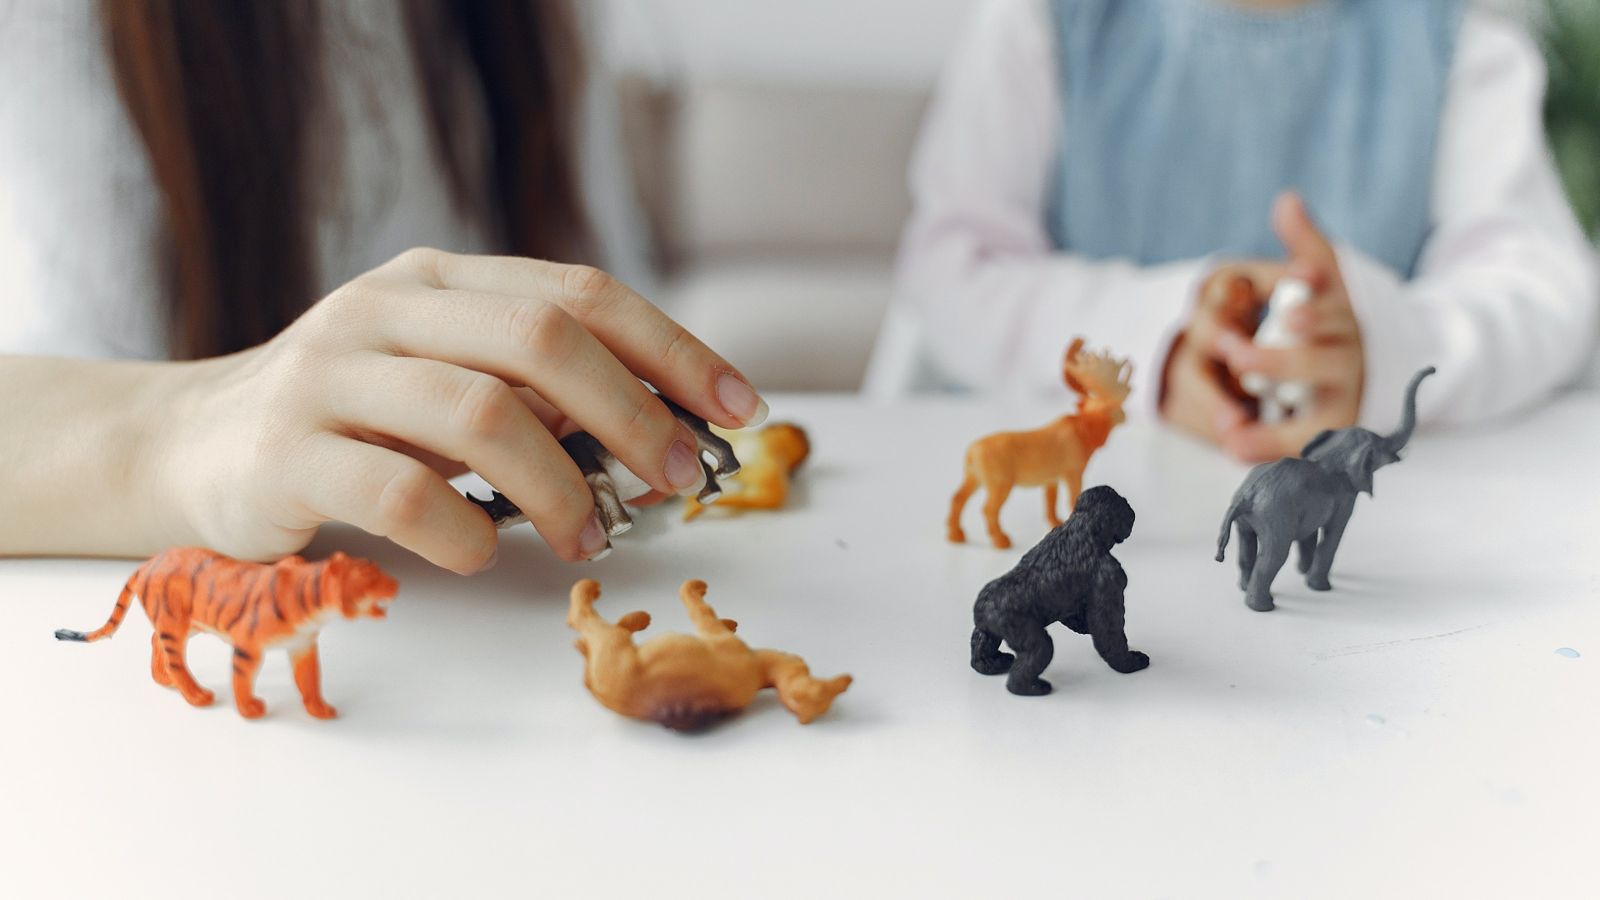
(55, 548, 398, 719)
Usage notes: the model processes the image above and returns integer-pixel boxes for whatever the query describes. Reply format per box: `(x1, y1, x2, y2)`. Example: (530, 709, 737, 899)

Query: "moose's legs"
(1089, 595, 1149, 674)
(1297, 533, 1319, 575)
(755, 650, 852, 724)
(1003, 625, 1054, 696)
(1235, 523, 1259, 592)
(948, 473, 979, 544)
(1245, 536, 1291, 612)
(1064, 470, 1083, 517)
(981, 478, 1015, 550)
(1043, 483, 1062, 529)
(970, 626, 1013, 675)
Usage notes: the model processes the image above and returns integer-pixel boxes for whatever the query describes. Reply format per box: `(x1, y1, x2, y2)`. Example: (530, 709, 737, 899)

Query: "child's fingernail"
(579, 516, 610, 560)
(665, 439, 706, 495)
(716, 373, 768, 427)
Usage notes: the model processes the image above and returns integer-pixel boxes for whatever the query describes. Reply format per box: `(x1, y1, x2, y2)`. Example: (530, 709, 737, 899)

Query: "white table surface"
(3, 391, 1598, 899)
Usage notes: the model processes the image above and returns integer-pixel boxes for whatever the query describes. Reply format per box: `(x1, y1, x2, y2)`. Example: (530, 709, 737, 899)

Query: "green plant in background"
(1540, 0, 1600, 240)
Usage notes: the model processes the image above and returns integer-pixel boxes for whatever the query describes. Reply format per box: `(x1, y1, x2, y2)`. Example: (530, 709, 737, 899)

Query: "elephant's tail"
(1215, 496, 1245, 562)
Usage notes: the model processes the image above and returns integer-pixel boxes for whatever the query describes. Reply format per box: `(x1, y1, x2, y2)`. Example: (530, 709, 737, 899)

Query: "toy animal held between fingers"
(1216, 366, 1436, 612)
(1241, 278, 1313, 424)
(949, 338, 1133, 549)
(54, 549, 398, 719)
(682, 422, 810, 521)
(470, 392, 742, 557)
(970, 486, 1149, 696)
(568, 578, 852, 731)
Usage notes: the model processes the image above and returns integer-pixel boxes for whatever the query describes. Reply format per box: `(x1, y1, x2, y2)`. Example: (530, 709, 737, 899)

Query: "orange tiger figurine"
(54, 548, 398, 720)
(569, 578, 851, 731)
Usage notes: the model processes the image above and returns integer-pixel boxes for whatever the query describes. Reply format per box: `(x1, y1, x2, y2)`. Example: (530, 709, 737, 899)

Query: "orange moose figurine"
(568, 578, 851, 731)
(55, 548, 398, 720)
(682, 422, 811, 521)
(948, 338, 1133, 549)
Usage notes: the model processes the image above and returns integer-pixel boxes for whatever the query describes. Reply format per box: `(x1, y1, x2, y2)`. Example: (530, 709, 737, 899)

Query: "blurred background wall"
(593, 0, 1595, 392)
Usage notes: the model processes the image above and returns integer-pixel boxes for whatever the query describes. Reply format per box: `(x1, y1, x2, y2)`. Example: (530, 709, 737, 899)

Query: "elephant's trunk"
(1382, 366, 1437, 453)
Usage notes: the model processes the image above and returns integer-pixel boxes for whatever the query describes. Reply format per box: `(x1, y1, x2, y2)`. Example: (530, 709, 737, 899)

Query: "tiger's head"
(322, 552, 399, 619)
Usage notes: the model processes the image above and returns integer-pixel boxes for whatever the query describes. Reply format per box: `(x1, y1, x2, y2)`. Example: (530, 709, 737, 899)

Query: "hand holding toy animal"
(471, 393, 742, 557)
(683, 422, 810, 521)
(55, 548, 397, 719)
(949, 338, 1133, 549)
(1216, 367, 1435, 611)
(970, 486, 1149, 696)
(568, 578, 851, 730)
(1240, 278, 1313, 424)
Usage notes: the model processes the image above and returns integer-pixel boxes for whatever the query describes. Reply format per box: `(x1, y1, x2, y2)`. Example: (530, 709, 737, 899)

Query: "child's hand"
(1213, 193, 1365, 461)
(1162, 193, 1364, 462)
(159, 249, 766, 574)
(1160, 261, 1282, 447)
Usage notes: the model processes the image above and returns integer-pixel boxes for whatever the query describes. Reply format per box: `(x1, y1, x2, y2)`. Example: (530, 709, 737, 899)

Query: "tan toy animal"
(568, 579, 852, 731)
(948, 338, 1133, 549)
(682, 422, 810, 521)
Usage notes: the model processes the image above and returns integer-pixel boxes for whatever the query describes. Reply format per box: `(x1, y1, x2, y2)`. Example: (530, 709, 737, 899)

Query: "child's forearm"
(0, 354, 214, 557)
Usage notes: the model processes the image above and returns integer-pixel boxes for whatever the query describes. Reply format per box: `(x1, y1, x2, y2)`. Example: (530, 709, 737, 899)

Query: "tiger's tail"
(55, 561, 153, 643)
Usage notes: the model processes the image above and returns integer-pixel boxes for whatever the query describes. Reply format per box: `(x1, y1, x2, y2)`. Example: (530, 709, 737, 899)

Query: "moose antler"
(1063, 338, 1133, 407)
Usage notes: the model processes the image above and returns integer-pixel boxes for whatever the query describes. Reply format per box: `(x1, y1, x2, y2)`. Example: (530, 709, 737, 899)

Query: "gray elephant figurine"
(1215, 366, 1436, 612)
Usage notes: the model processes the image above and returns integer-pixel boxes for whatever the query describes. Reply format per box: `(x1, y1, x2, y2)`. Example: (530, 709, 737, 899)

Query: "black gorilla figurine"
(970, 485, 1150, 696)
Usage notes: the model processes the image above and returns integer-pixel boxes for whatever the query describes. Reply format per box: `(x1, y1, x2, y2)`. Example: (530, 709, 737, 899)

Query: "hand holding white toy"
(1241, 278, 1312, 424)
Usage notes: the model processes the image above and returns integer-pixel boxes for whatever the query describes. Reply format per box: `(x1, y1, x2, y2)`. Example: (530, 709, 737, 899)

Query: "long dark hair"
(99, 0, 593, 360)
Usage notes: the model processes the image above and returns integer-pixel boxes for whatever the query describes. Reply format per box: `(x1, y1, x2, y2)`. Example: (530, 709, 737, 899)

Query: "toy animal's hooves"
(1246, 597, 1276, 612)
(468, 490, 526, 529)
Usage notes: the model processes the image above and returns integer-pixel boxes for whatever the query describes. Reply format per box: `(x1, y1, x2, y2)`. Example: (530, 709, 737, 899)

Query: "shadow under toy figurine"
(1216, 366, 1436, 612)
(970, 486, 1149, 696)
(683, 422, 810, 521)
(569, 578, 852, 730)
(55, 548, 398, 719)
(949, 338, 1133, 549)
(470, 394, 741, 556)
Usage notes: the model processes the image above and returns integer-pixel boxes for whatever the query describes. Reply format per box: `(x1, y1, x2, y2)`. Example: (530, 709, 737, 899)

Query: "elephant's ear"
(1300, 430, 1336, 458)
(1348, 445, 1377, 496)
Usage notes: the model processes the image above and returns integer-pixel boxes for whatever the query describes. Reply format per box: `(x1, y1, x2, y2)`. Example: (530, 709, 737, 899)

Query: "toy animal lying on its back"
(1216, 367, 1435, 612)
(682, 422, 810, 521)
(949, 338, 1133, 549)
(55, 548, 398, 719)
(568, 578, 851, 731)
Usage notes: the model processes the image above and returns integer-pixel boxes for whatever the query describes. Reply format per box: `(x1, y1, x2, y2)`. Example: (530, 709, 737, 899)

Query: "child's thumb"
(1273, 191, 1337, 278)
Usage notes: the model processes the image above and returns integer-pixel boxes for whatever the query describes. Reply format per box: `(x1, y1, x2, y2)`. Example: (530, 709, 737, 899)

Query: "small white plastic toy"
(1241, 278, 1312, 424)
